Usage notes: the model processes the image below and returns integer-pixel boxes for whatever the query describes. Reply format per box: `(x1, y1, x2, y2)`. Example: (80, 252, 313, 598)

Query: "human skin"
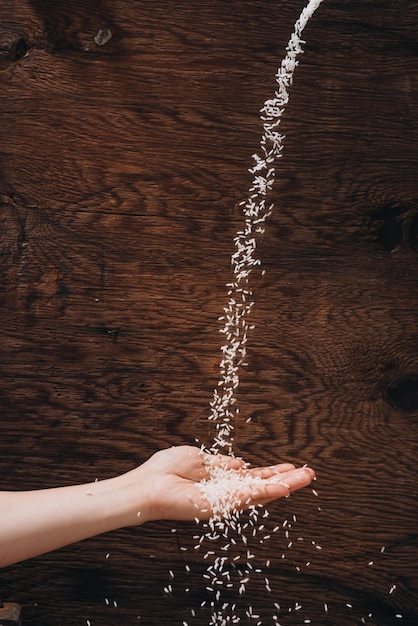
(0, 445, 315, 568)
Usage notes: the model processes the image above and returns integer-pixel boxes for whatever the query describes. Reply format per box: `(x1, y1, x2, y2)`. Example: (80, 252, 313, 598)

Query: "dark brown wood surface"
(1, 1, 418, 625)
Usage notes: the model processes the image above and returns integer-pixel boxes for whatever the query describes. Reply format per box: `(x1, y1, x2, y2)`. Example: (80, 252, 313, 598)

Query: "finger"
(247, 463, 296, 480)
(267, 467, 315, 498)
(246, 467, 315, 506)
(271, 462, 297, 473)
(271, 466, 315, 487)
(270, 467, 315, 491)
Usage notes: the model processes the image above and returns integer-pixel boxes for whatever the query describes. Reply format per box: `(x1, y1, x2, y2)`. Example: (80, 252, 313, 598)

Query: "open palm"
(138, 446, 315, 522)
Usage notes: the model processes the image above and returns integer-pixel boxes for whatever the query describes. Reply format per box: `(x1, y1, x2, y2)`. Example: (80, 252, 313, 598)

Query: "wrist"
(94, 470, 151, 531)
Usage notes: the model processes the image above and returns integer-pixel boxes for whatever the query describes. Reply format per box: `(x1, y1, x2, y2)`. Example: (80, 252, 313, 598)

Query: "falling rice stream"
(176, 2, 327, 624)
(207, 0, 325, 456)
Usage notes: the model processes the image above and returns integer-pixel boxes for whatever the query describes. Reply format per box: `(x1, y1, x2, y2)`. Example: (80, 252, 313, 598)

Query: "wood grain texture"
(1, 1, 417, 625)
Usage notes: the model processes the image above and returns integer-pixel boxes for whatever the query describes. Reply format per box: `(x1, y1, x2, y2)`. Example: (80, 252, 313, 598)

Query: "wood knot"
(0, 28, 28, 61)
(387, 375, 418, 413)
(373, 204, 403, 251)
(408, 213, 418, 251)
(372, 204, 418, 252)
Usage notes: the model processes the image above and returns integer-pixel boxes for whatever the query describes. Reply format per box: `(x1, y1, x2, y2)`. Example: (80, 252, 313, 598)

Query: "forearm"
(0, 473, 148, 568)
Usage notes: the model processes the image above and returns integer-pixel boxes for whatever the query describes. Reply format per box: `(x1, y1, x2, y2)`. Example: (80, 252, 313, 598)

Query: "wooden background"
(1, 1, 417, 624)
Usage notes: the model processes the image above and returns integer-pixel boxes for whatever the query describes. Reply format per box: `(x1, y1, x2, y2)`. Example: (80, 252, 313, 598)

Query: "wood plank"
(1, 1, 417, 625)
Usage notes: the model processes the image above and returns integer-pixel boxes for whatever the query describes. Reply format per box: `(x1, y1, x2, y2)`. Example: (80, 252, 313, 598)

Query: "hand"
(0, 445, 315, 567)
(127, 445, 315, 523)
